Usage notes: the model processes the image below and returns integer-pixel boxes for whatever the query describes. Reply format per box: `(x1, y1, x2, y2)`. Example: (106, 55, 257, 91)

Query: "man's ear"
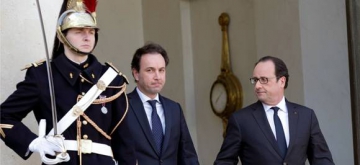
(132, 68, 139, 81)
(280, 76, 286, 88)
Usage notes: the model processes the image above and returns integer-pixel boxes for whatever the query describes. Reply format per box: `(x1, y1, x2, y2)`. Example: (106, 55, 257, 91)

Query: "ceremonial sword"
(34, 1, 71, 164)
(35, 0, 58, 135)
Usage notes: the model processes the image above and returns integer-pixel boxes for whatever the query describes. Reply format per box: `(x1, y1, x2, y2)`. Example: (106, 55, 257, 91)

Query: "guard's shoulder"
(21, 58, 46, 71)
(105, 62, 129, 84)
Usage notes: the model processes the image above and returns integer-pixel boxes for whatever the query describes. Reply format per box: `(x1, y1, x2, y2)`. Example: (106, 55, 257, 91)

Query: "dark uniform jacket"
(0, 54, 136, 165)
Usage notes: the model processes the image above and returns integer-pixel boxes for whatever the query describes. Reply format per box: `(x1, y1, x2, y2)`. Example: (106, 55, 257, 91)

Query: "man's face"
(65, 28, 95, 53)
(133, 53, 166, 99)
(252, 60, 285, 106)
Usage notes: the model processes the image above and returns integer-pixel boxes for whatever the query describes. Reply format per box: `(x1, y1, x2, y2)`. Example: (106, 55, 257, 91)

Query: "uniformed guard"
(0, 0, 136, 164)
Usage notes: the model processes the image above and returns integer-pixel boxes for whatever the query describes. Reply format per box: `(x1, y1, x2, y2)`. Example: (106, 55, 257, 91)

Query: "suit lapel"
(159, 95, 172, 153)
(251, 101, 283, 159)
(128, 90, 160, 156)
(285, 100, 299, 158)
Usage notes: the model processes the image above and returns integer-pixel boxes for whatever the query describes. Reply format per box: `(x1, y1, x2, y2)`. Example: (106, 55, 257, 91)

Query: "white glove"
(29, 135, 65, 156)
(28, 119, 70, 164)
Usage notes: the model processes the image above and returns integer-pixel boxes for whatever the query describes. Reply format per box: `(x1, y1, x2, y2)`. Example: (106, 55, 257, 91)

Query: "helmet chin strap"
(63, 42, 93, 57)
(63, 47, 90, 65)
(71, 48, 92, 55)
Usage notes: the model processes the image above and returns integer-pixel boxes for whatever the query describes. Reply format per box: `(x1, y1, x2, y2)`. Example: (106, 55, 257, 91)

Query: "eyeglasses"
(250, 77, 277, 85)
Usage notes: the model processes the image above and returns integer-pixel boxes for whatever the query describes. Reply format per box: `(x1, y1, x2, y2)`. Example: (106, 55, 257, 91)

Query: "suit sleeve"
(111, 116, 137, 165)
(307, 110, 334, 165)
(214, 114, 241, 165)
(110, 83, 136, 165)
(177, 103, 199, 165)
(0, 69, 39, 159)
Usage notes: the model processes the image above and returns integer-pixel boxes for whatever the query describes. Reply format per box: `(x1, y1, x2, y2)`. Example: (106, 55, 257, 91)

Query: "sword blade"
(35, 0, 58, 135)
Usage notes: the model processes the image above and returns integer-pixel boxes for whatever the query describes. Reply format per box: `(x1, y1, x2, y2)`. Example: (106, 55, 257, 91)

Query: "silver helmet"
(56, 0, 98, 54)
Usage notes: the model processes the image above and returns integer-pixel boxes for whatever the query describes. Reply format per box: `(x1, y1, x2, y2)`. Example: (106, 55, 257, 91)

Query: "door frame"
(346, 0, 360, 164)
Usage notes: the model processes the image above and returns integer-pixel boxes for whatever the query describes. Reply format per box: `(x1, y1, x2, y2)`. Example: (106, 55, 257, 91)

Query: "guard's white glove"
(29, 119, 70, 164)
(29, 135, 65, 156)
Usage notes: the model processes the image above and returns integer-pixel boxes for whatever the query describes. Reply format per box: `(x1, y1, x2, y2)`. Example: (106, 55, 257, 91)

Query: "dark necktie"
(148, 100, 164, 154)
(271, 107, 287, 159)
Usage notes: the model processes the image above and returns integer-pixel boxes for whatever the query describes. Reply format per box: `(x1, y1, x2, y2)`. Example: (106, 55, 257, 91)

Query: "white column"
(299, 0, 353, 163)
(1, 0, 62, 164)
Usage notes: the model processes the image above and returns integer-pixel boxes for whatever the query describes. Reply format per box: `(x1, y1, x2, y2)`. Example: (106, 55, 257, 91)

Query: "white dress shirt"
(136, 88, 166, 134)
(262, 96, 289, 147)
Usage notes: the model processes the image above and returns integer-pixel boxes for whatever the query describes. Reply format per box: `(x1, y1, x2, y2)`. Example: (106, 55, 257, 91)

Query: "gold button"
(81, 78, 85, 83)
(83, 134, 88, 139)
(82, 92, 85, 95)
(82, 120, 88, 125)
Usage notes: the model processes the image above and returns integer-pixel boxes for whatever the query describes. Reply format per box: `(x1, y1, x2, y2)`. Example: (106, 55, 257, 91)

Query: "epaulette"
(21, 58, 46, 71)
(105, 62, 129, 84)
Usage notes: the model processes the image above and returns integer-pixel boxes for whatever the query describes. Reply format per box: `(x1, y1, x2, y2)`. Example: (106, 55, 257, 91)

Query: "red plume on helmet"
(83, 0, 97, 17)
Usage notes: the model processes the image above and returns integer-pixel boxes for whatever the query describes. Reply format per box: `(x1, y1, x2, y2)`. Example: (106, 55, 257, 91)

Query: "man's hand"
(29, 135, 70, 164)
(29, 135, 65, 156)
(29, 119, 70, 164)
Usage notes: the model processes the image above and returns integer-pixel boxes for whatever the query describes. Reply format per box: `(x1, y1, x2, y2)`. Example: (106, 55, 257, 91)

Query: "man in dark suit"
(126, 42, 199, 165)
(214, 56, 334, 165)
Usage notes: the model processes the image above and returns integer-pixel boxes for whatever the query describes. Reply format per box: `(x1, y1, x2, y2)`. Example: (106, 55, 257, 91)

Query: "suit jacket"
(0, 54, 136, 165)
(214, 100, 334, 165)
(126, 89, 199, 165)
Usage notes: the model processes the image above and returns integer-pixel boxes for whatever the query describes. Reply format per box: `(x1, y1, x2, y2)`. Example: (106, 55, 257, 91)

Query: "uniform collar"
(53, 54, 103, 86)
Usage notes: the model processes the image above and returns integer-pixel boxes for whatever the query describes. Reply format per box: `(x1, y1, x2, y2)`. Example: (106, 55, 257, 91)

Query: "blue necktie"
(271, 107, 287, 159)
(148, 100, 164, 154)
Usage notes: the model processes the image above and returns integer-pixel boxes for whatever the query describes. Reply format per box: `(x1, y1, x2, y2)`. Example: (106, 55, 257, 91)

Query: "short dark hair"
(131, 42, 169, 72)
(255, 56, 290, 88)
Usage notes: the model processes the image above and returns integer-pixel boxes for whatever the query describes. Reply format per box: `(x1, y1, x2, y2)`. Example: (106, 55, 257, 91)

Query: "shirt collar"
(262, 96, 287, 113)
(136, 87, 160, 104)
